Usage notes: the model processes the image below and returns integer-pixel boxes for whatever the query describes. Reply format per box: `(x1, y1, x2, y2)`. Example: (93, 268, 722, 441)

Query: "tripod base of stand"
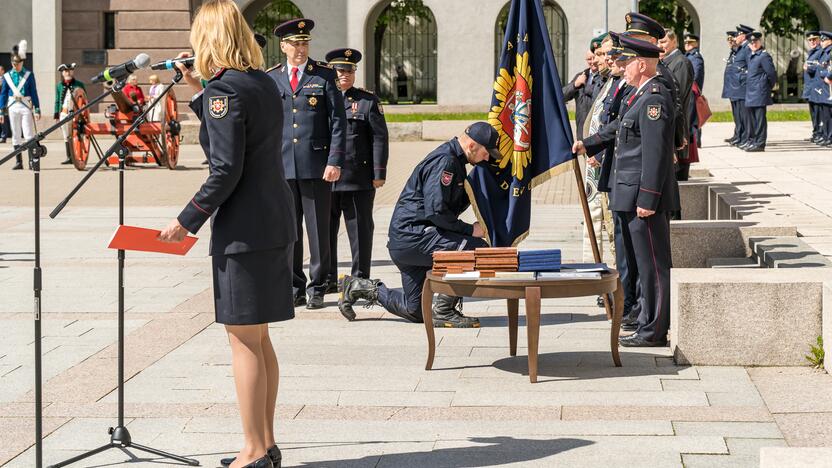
(47, 426, 200, 468)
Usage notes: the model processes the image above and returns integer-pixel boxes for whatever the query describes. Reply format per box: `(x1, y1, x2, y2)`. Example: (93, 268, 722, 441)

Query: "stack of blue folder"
(518, 249, 561, 272)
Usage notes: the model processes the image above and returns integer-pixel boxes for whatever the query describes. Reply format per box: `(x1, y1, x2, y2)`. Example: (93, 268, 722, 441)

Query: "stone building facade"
(14, 0, 832, 115)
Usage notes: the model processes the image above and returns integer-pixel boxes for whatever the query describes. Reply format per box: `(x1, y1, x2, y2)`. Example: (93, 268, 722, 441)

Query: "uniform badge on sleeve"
(209, 96, 228, 119)
(647, 104, 661, 121)
(441, 171, 453, 186)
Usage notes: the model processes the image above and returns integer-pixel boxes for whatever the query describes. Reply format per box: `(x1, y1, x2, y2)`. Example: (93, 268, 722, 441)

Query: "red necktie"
(290, 67, 299, 92)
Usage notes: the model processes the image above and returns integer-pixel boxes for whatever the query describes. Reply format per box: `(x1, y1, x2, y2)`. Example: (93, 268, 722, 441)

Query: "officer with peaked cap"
(324, 48, 389, 291)
(810, 31, 832, 146)
(338, 123, 496, 327)
(611, 36, 679, 347)
(722, 31, 740, 143)
(744, 31, 776, 152)
(804, 31, 823, 143)
(267, 18, 347, 309)
(727, 24, 755, 148)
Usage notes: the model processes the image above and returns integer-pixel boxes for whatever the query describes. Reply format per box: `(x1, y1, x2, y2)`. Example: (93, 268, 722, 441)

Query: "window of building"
(495, 1, 568, 85)
(104, 12, 116, 50)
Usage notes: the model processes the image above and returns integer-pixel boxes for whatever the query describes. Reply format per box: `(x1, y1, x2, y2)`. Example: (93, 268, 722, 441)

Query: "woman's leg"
(261, 325, 279, 448)
(226, 323, 270, 467)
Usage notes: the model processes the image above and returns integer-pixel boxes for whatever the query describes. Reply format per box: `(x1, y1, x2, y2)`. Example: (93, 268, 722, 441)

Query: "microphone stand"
(47, 70, 199, 468)
(0, 79, 128, 468)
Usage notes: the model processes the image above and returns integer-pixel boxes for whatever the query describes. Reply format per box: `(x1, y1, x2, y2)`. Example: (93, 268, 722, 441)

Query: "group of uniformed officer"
(265, 19, 389, 310)
(722, 24, 777, 152)
(803, 30, 832, 146)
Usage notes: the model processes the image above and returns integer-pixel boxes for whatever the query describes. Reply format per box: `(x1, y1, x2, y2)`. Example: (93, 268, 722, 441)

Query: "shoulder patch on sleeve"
(209, 96, 228, 119)
(647, 104, 661, 120)
(440, 170, 453, 186)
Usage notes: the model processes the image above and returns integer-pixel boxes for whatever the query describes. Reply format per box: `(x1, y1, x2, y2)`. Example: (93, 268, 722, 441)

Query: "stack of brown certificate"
(474, 247, 519, 273)
(432, 251, 476, 274)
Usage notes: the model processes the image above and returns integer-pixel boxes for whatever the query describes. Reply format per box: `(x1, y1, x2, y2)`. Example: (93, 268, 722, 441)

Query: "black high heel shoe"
(221, 446, 281, 468)
(241, 454, 273, 468)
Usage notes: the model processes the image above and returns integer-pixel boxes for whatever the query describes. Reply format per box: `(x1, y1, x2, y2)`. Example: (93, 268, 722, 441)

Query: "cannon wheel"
(160, 91, 180, 170)
(70, 88, 91, 171)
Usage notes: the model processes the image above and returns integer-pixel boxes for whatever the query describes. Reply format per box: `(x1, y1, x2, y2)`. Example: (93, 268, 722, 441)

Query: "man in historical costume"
(54, 63, 86, 165)
(0, 41, 41, 170)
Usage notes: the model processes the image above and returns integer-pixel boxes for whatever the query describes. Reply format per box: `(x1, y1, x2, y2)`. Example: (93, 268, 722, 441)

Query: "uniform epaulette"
(355, 86, 375, 95)
(316, 61, 332, 69)
(651, 84, 661, 94)
(266, 63, 283, 73)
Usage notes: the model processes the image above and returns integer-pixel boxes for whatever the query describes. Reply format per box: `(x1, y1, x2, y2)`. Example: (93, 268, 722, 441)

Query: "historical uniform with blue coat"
(177, 68, 298, 326)
(324, 48, 389, 286)
(610, 36, 680, 347)
(338, 123, 501, 328)
(0, 48, 41, 170)
(267, 19, 347, 309)
(803, 31, 823, 142)
(744, 32, 777, 152)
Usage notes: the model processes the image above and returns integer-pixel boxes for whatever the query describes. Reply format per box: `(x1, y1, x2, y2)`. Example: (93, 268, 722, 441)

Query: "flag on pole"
(466, 0, 575, 247)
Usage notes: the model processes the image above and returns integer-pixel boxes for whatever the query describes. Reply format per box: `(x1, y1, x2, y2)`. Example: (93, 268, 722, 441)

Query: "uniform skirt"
(212, 245, 294, 325)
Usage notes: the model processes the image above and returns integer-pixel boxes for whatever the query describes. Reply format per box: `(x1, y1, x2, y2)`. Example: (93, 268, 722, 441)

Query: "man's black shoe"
(745, 145, 765, 153)
(324, 278, 340, 295)
(221, 445, 281, 467)
(724, 138, 734, 143)
(432, 294, 480, 328)
(306, 295, 324, 309)
(293, 295, 306, 307)
(12, 161, 22, 170)
(338, 275, 380, 320)
(596, 296, 605, 308)
(619, 334, 667, 347)
(621, 322, 638, 332)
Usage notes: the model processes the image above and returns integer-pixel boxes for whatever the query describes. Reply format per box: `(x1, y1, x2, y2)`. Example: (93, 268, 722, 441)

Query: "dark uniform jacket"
(334, 86, 389, 192)
(657, 59, 686, 146)
(722, 47, 738, 99)
(563, 69, 596, 139)
(745, 48, 777, 107)
(267, 59, 347, 180)
(662, 50, 694, 144)
(804, 45, 823, 100)
(178, 69, 297, 256)
(609, 78, 680, 213)
(686, 47, 705, 90)
(595, 77, 629, 193)
(388, 138, 474, 249)
(809, 45, 832, 103)
(725, 42, 751, 101)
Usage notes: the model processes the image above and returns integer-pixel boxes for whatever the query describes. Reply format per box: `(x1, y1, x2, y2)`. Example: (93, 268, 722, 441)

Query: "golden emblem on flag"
(488, 51, 533, 181)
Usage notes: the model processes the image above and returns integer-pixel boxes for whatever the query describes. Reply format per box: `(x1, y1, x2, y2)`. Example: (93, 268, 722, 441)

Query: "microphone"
(151, 56, 195, 71)
(92, 53, 150, 83)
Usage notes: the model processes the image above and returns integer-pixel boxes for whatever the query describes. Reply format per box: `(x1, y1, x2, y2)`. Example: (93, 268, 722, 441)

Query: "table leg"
(507, 298, 519, 357)
(525, 287, 541, 383)
(611, 279, 623, 367)
(422, 278, 435, 371)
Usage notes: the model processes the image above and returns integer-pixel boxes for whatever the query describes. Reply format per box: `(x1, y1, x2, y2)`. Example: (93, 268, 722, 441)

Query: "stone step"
(705, 257, 759, 268)
(760, 447, 832, 468)
(748, 236, 832, 268)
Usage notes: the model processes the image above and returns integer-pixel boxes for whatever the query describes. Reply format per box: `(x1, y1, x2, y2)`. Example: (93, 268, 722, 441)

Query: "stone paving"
(1, 125, 831, 467)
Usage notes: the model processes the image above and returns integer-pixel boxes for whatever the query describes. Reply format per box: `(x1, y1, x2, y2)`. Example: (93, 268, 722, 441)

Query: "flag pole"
(572, 156, 614, 321)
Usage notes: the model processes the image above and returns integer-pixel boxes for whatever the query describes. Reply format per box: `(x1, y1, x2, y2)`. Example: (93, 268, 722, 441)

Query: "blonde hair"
(149, 74, 160, 84)
(190, 0, 264, 79)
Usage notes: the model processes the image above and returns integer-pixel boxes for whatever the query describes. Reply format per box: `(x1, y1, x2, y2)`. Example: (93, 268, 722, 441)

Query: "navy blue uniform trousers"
(618, 211, 672, 343)
(378, 227, 487, 322)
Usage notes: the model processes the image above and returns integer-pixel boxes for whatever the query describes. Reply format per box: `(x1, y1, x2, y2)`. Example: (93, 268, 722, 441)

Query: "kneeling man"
(339, 122, 499, 328)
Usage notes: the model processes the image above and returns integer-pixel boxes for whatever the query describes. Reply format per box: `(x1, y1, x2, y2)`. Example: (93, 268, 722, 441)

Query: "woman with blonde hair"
(147, 74, 162, 121)
(158, 1, 295, 467)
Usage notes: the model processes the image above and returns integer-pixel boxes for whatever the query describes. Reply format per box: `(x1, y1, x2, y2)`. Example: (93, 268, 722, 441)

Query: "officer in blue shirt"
(267, 19, 347, 309)
(324, 48, 389, 291)
(338, 123, 497, 328)
(803, 31, 823, 142)
(722, 31, 739, 143)
(726, 25, 754, 148)
(744, 31, 777, 152)
(812, 32, 832, 146)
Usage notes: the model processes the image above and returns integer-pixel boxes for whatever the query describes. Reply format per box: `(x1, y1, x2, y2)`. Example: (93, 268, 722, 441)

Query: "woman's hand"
(174, 52, 203, 94)
(158, 219, 189, 243)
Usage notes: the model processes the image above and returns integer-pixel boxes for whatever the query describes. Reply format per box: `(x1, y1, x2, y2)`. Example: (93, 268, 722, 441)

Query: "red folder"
(108, 225, 198, 256)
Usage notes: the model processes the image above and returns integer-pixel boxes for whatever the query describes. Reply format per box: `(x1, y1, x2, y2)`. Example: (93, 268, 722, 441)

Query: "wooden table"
(421, 270, 623, 383)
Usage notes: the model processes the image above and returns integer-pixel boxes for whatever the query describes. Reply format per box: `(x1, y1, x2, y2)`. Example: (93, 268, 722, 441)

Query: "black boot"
(61, 141, 73, 165)
(432, 295, 480, 328)
(12, 146, 22, 170)
(338, 275, 380, 321)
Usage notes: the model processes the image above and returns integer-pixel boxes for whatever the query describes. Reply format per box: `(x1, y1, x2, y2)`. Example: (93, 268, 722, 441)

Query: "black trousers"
(810, 102, 821, 138)
(328, 189, 375, 281)
(747, 106, 768, 148)
(288, 178, 332, 298)
(821, 104, 832, 141)
(613, 212, 639, 318)
(618, 211, 672, 343)
(736, 99, 753, 145)
(730, 99, 743, 142)
(378, 227, 487, 322)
